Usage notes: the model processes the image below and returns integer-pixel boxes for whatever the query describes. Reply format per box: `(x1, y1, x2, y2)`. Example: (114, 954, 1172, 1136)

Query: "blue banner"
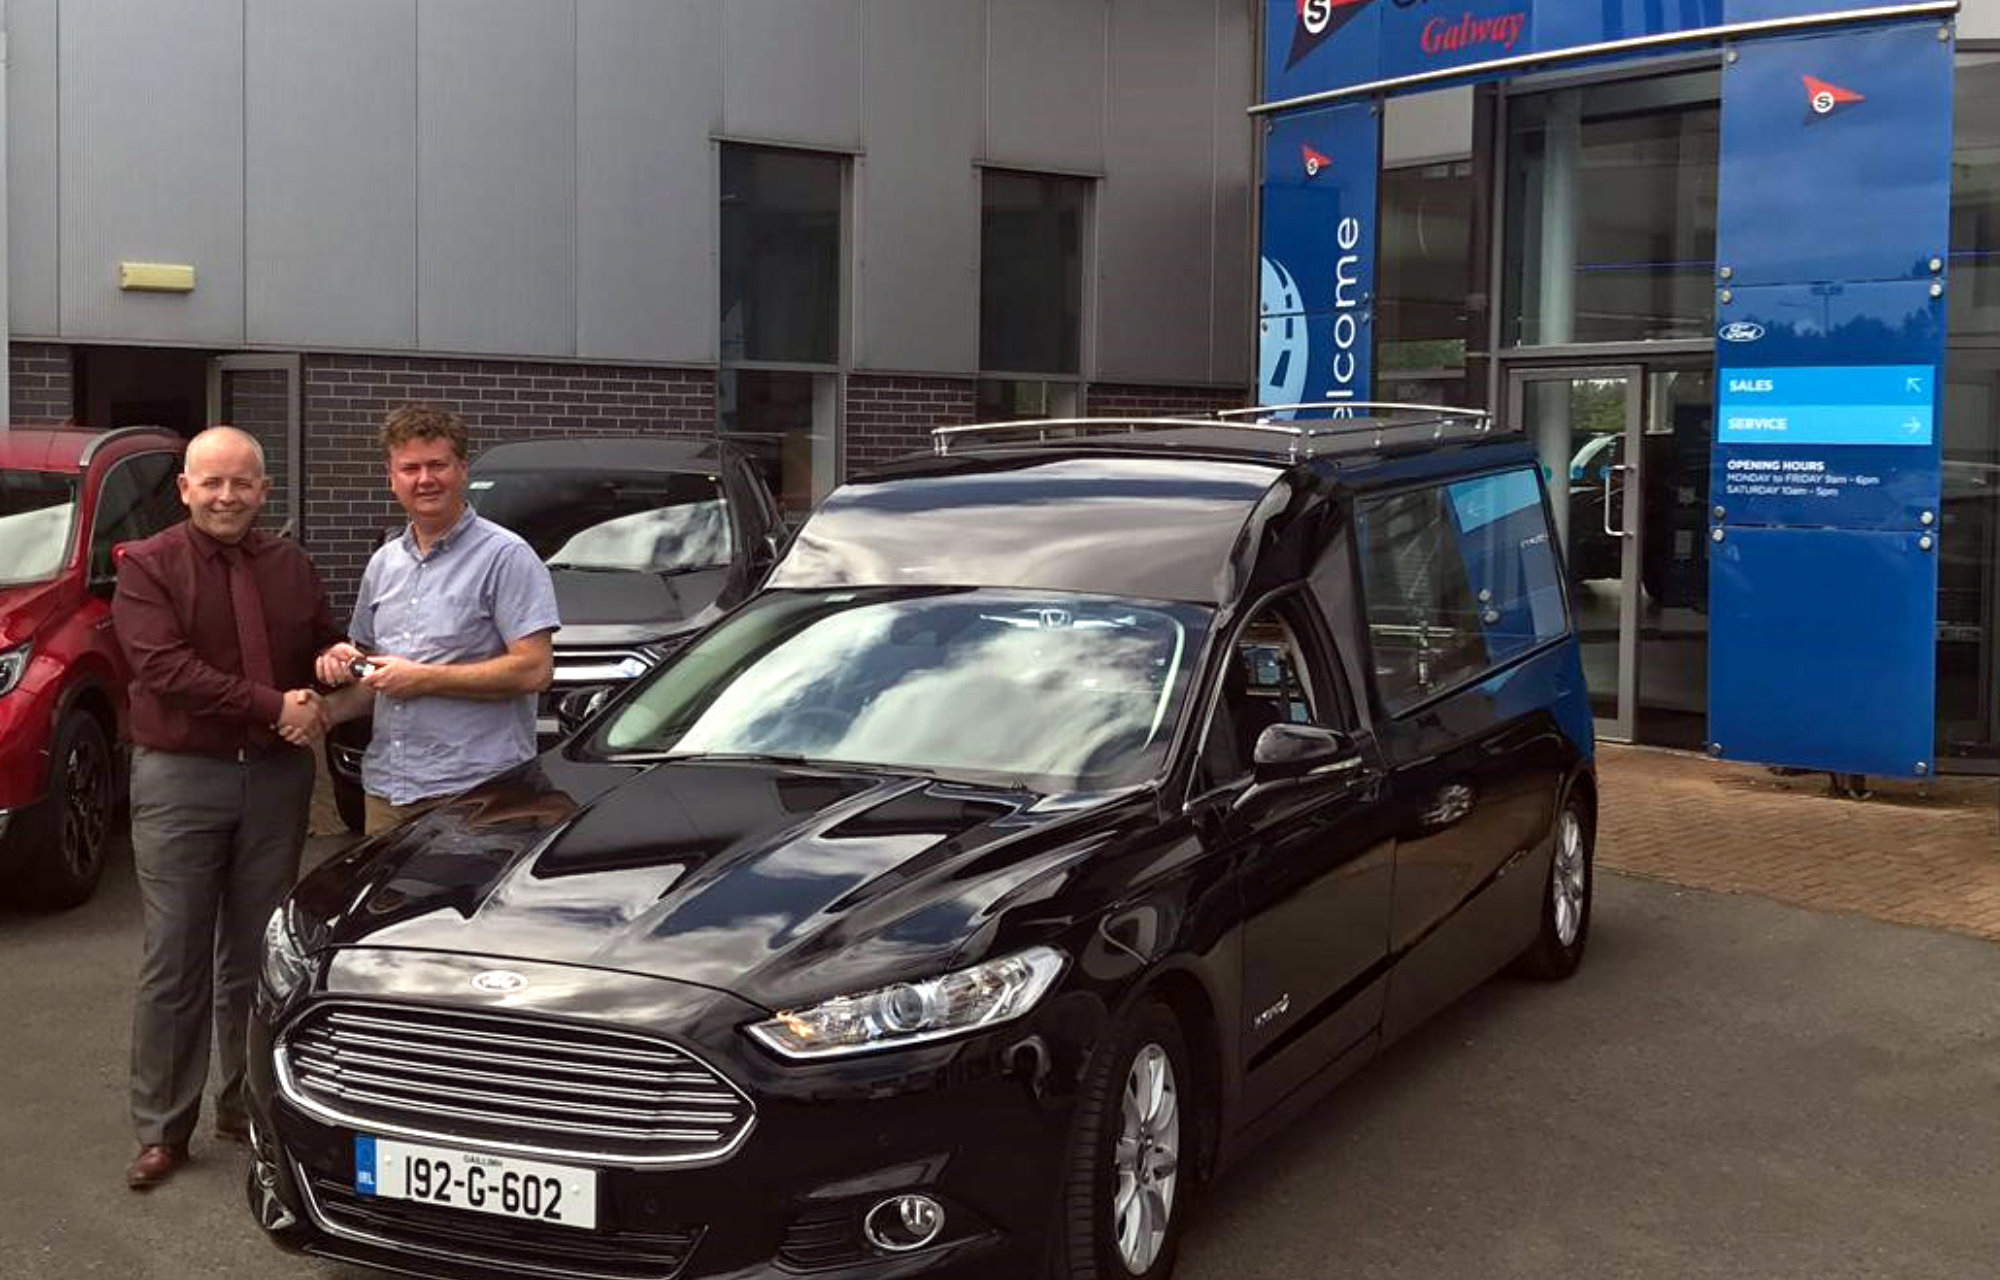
(1259, 103, 1379, 416)
(1262, 0, 1936, 106)
(1707, 20, 1952, 777)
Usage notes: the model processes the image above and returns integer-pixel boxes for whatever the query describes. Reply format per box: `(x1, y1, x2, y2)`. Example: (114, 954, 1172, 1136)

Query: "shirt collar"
(401, 503, 480, 561)
(187, 522, 264, 561)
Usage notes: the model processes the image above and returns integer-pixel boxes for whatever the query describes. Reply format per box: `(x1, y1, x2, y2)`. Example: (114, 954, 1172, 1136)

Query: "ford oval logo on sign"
(470, 969, 528, 995)
(1718, 321, 1766, 343)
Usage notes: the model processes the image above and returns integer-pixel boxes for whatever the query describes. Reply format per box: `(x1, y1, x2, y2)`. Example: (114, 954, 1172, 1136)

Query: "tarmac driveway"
(3, 834, 1996, 1280)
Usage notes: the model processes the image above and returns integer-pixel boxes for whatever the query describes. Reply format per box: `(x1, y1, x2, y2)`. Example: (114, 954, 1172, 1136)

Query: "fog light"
(863, 1193, 944, 1253)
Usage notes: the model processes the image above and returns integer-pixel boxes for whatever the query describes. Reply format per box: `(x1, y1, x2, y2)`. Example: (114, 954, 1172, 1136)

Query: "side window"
(1192, 597, 1340, 795)
(88, 453, 180, 581)
(1356, 467, 1568, 713)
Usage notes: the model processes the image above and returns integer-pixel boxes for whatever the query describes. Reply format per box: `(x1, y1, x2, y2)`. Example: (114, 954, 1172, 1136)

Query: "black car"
(326, 436, 786, 830)
(251, 408, 1598, 1280)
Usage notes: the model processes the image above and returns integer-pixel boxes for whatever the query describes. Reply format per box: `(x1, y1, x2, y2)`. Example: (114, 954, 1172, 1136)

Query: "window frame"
(1351, 464, 1575, 722)
(1182, 585, 1355, 809)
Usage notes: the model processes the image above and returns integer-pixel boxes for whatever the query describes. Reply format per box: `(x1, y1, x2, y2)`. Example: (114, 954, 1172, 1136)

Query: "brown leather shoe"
(214, 1111, 250, 1144)
(125, 1143, 189, 1191)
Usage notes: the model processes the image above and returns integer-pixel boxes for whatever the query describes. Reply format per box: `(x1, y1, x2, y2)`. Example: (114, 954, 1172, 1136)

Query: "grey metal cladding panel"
(985, 0, 1107, 172)
(856, 0, 982, 372)
(1210, 0, 1254, 387)
(1383, 87, 1472, 166)
(8, 0, 58, 335)
(59, 0, 244, 344)
(1964, 0, 2000, 38)
(1095, 0, 1220, 384)
(418, 0, 577, 357)
(247, 0, 418, 350)
(577, 0, 722, 364)
(721, 0, 861, 149)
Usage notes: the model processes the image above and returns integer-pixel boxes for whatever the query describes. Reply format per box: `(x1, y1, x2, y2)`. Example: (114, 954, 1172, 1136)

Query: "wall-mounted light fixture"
(119, 262, 196, 293)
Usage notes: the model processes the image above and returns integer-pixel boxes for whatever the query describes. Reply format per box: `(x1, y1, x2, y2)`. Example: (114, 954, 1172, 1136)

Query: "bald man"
(111, 426, 342, 1190)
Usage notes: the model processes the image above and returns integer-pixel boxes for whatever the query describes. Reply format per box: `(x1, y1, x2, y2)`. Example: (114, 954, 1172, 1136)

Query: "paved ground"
(1, 745, 1994, 1279)
(1595, 745, 2000, 940)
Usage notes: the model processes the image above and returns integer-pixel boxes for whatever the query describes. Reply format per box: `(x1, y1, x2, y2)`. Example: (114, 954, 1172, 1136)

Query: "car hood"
(547, 565, 729, 647)
(0, 580, 66, 648)
(297, 754, 1131, 1011)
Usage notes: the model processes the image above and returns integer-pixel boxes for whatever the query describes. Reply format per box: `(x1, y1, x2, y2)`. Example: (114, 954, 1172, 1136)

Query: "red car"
(0, 426, 184, 908)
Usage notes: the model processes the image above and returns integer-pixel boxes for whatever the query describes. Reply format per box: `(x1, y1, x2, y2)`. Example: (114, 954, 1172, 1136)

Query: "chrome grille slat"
(295, 1027, 718, 1085)
(279, 1002, 754, 1163)
(297, 1079, 730, 1143)
(288, 1044, 737, 1105)
(294, 1063, 744, 1125)
(323, 1010, 691, 1068)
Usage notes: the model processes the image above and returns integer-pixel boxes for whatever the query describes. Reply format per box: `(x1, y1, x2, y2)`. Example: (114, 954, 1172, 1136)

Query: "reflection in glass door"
(1511, 368, 1641, 740)
(1635, 369, 1714, 750)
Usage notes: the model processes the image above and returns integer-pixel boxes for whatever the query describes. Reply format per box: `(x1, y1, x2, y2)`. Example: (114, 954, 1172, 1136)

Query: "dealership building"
(2, 0, 1995, 777)
(1257, 0, 2000, 776)
(0, 0, 1255, 597)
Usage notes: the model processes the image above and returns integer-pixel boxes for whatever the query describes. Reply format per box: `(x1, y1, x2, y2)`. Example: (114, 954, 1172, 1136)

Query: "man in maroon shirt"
(111, 426, 341, 1191)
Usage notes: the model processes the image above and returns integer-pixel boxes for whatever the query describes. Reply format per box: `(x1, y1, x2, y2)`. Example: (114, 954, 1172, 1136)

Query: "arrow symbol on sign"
(1904, 418, 1922, 434)
(1906, 376, 1924, 393)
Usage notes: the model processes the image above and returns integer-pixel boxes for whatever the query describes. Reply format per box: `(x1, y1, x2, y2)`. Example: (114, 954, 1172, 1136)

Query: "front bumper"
(248, 951, 1088, 1280)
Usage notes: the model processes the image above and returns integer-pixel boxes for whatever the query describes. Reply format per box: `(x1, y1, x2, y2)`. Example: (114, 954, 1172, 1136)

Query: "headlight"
(746, 946, 1065, 1060)
(0, 643, 30, 697)
(261, 904, 311, 1005)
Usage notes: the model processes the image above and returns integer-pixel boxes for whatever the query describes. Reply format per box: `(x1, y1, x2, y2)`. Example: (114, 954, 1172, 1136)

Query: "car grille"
(301, 1165, 703, 1280)
(280, 1004, 754, 1164)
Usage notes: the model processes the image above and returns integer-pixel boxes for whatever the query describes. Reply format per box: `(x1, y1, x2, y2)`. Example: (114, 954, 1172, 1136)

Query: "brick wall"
(1087, 383, 1248, 418)
(845, 374, 976, 473)
(9, 343, 74, 423)
(302, 354, 716, 608)
(221, 368, 295, 532)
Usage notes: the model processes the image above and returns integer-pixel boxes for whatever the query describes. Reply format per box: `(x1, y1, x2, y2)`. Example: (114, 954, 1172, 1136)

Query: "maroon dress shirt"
(113, 521, 343, 755)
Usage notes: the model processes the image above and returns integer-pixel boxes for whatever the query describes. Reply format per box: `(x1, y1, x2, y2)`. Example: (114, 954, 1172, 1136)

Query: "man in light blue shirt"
(316, 405, 559, 833)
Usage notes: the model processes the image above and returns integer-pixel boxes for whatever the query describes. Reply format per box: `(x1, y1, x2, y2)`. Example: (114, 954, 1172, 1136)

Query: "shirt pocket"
(428, 590, 498, 659)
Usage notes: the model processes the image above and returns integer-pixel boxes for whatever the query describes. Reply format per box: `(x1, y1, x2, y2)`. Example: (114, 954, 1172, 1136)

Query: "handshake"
(276, 688, 330, 747)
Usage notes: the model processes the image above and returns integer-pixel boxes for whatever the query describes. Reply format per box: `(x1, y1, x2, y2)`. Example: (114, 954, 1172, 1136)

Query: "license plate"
(355, 1135, 599, 1230)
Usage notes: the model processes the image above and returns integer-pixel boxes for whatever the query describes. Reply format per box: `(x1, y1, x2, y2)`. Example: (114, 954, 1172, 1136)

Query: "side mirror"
(1250, 723, 1361, 782)
(556, 685, 612, 737)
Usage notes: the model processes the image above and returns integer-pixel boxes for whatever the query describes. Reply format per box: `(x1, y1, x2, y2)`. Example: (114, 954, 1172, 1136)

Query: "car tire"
(329, 756, 366, 835)
(1052, 999, 1195, 1280)
(1513, 791, 1593, 981)
(8, 711, 114, 910)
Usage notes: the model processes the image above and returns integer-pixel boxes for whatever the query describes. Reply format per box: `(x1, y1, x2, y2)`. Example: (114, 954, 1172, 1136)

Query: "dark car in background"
(326, 437, 785, 830)
(249, 408, 1598, 1280)
(0, 426, 184, 908)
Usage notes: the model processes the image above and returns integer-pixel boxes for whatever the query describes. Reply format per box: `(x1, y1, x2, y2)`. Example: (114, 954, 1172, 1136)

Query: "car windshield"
(0, 470, 79, 587)
(593, 588, 1211, 791)
(471, 469, 732, 574)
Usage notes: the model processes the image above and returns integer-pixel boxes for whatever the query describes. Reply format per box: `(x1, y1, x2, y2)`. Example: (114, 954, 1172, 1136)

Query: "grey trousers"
(128, 744, 314, 1147)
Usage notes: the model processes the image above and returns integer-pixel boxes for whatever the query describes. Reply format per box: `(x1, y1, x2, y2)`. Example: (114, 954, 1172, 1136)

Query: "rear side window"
(1356, 467, 1567, 712)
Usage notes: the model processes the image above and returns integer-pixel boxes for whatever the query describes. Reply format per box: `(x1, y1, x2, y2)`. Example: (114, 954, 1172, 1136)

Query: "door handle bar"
(1603, 463, 1633, 539)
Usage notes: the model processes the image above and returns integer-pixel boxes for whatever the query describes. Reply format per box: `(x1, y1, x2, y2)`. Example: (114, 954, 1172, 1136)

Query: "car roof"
(473, 436, 734, 475)
(769, 410, 1541, 606)
(0, 425, 183, 473)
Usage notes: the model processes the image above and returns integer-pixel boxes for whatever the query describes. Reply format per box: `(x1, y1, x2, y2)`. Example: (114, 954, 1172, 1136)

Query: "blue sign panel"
(1707, 20, 1951, 776)
(1717, 365, 1934, 447)
(1262, 0, 1939, 106)
(1710, 527, 1938, 776)
(1714, 22, 1953, 287)
(1259, 103, 1379, 416)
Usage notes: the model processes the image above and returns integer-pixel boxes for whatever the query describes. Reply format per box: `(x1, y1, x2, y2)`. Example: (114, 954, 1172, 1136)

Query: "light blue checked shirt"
(350, 507, 560, 805)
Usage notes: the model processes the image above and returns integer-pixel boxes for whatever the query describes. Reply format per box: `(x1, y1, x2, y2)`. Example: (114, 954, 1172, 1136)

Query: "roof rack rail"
(930, 402, 1494, 462)
(1213, 400, 1489, 423)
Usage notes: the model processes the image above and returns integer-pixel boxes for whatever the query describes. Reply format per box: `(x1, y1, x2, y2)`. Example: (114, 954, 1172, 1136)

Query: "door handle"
(1603, 463, 1633, 539)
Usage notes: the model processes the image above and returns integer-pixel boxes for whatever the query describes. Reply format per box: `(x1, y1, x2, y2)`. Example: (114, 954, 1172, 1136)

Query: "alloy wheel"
(1112, 1042, 1180, 1274)
(60, 730, 109, 882)
(1552, 807, 1588, 948)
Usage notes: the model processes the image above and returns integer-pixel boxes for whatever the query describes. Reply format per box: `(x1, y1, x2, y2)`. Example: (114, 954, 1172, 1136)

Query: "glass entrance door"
(1507, 364, 1716, 745)
(1510, 367, 1642, 739)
